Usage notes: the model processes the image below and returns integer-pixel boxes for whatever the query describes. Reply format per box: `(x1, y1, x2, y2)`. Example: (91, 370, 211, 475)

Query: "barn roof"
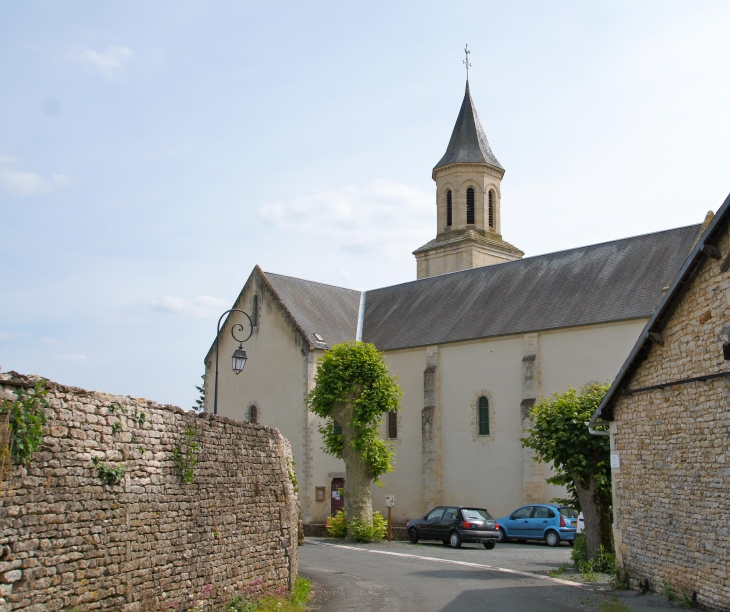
(590, 194, 730, 426)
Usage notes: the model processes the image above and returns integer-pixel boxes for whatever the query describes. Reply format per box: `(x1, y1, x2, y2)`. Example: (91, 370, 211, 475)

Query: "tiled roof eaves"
(590, 194, 730, 425)
(373, 315, 652, 354)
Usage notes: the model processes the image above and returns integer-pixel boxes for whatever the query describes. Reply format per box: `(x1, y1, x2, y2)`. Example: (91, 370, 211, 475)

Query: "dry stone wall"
(0, 372, 298, 611)
(611, 224, 730, 610)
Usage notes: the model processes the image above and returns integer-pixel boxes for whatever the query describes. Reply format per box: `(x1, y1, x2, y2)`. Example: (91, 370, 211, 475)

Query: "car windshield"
(558, 508, 579, 518)
(461, 508, 492, 521)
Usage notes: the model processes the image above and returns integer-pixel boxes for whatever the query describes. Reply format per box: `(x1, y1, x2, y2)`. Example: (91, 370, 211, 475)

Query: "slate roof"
(433, 80, 503, 173)
(362, 225, 700, 351)
(259, 225, 700, 354)
(590, 195, 730, 426)
(263, 272, 361, 349)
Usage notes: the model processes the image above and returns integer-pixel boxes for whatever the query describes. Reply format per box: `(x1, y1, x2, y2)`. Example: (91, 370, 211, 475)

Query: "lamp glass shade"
(231, 347, 248, 375)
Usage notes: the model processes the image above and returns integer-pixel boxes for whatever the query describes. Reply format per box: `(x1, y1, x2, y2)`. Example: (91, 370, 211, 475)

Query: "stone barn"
(591, 193, 730, 610)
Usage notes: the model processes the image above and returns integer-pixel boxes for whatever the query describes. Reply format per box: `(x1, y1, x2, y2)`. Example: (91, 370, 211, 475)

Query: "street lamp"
(213, 309, 253, 415)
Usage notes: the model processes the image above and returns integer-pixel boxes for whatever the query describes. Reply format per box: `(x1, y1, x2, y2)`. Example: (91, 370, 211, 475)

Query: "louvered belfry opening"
(488, 190, 494, 228)
(446, 190, 453, 227)
(466, 187, 475, 224)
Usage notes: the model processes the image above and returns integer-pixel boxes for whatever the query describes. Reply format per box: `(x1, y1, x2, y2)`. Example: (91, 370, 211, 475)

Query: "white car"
(575, 512, 585, 534)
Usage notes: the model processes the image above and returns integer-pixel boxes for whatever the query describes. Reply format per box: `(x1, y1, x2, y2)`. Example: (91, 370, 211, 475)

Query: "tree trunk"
(574, 476, 613, 561)
(331, 400, 373, 536)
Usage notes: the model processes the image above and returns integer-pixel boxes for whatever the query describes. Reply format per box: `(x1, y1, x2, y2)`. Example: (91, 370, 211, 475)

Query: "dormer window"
(488, 190, 494, 229)
(446, 190, 452, 227)
(466, 188, 475, 225)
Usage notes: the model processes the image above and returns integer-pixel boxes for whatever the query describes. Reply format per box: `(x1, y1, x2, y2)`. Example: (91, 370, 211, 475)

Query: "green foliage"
(286, 457, 298, 493)
(111, 420, 122, 434)
(172, 424, 201, 484)
(520, 383, 611, 510)
(662, 579, 677, 602)
(572, 534, 614, 576)
(92, 456, 125, 485)
(193, 384, 206, 412)
(350, 511, 387, 543)
(599, 599, 633, 612)
(222, 577, 310, 612)
(681, 590, 696, 609)
(611, 567, 630, 590)
(291, 577, 312, 606)
(327, 509, 386, 542)
(108, 402, 127, 415)
(129, 409, 146, 426)
(1, 379, 49, 465)
(548, 563, 569, 577)
(327, 509, 348, 538)
(307, 341, 402, 483)
(224, 595, 257, 612)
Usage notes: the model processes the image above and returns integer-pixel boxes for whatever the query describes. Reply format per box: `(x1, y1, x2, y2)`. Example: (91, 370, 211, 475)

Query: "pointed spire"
(434, 81, 503, 172)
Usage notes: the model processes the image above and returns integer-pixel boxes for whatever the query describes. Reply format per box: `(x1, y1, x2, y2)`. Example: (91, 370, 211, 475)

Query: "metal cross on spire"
(463, 44, 471, 80)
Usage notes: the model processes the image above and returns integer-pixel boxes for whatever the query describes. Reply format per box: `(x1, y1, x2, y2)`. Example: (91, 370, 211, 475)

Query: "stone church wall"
(610, 225, 730, 610)
(0, 372, 298, 611)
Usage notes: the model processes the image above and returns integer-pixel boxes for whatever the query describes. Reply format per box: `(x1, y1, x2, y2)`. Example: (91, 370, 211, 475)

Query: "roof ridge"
(374, 223, 702, 293)
(263, 271, 360, 293)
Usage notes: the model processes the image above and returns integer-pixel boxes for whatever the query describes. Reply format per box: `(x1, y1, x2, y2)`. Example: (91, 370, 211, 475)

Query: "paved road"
(299, 539, 685, 612)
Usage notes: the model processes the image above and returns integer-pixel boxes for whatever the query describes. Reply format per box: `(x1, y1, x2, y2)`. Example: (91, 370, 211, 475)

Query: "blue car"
(495, 504, 578, 547)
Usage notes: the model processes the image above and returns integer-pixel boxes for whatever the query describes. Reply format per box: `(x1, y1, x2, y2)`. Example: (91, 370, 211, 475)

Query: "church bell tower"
(413, 80, 523, 279)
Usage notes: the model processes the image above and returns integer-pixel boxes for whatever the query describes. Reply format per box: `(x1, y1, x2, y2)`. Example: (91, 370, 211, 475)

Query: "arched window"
(478, 396, 489, 435)
(466, 187, 475, 224)
(252, 294, 259, 327)
(488, 191, 494, 229)
(446, 190, 453, 227)
(249, 405, 258, 424)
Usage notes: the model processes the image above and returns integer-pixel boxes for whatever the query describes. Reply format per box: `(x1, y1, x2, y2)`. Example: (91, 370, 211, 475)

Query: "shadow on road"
(437, 586, 585, 612)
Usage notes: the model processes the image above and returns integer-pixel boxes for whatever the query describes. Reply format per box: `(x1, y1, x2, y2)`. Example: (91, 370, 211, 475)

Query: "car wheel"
(496, 527, 507, 543)
(545, 530, 560, 547)
(449, 531, 462, 549)
(483, 541, 496, 550)
(408, 528, 419, 544)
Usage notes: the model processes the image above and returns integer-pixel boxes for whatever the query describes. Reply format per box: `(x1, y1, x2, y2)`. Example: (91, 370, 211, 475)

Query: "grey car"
(406, 506, 500, 549)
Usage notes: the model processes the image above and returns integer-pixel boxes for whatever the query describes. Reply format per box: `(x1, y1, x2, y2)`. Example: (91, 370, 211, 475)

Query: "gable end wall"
(611, 222, 730, 610)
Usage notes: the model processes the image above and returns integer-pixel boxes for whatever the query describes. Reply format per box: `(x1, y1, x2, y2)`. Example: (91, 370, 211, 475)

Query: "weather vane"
(463, 44, 471, 80)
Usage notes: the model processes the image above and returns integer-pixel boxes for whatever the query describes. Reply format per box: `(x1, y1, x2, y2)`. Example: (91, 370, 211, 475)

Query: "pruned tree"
(307, 341, 402, 532)
(520, 383, 612, 561)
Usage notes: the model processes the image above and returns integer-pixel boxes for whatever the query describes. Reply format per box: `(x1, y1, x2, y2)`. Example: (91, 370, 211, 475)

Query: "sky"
(2, 1, 730, 409)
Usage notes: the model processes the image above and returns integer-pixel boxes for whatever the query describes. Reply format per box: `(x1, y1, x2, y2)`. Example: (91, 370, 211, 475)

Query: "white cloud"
(38, 337, 60, 345)
(259, 180, 433, 260)
(0, 157, 68, 197)
(0, 332, 10, 340)
(151, 295, 229, 319)
(54, 354, 87, 363)
(79, 46, 133, 78)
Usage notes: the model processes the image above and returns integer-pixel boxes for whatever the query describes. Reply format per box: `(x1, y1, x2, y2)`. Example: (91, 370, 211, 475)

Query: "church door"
(331, 478, 345, 516)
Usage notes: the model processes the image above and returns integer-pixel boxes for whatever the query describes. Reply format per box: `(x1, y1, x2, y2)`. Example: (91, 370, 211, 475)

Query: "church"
(203, 79, 703, 526)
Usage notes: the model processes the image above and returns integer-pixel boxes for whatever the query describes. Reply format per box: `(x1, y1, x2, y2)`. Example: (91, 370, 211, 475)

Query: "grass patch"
(548, 563, 570, 578)
(223, 577, 312, 612)
(599, 598, 633, 612)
